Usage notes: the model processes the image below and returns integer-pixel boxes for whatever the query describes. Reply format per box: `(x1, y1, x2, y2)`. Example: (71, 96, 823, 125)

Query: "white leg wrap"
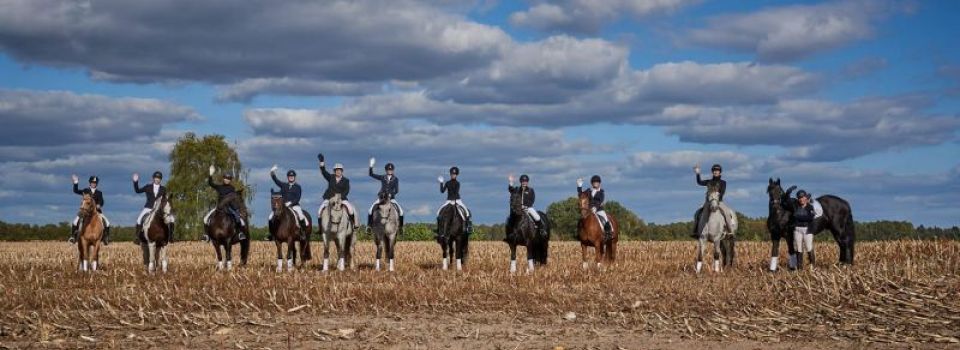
(161, 260, 168, 273)
(527, 259, 534, 272)
(375, 259, 381, 271)
(338, 258, 345, 271)
(388, 259, 394, 272)
(91, 261, 97, 271)
(226, 261, 233, 270)
(148, 262, 155, 273)
(442, 258, 449, 270)
(287, 259, 294, 271)
(713, 260, 720, 272)
(277, 259, 283, 272)
(322, 258, 329, 271)
(695, 261, 703, 273)
(582, 262, 589, 270)
(510, 260, 517, 273)
(456, 258, 463, 271)
(769, 256, 779, 271)
(217, 261, 224, 270)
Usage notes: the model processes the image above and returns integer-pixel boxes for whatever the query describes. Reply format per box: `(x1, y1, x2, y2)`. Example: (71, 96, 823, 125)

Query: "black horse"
(769, 178, 856, 266)
(206, 192, 250, 270)
(767, 178, 797, 270)
(437, 204, 469, 271)
(504, 190, 550, 272)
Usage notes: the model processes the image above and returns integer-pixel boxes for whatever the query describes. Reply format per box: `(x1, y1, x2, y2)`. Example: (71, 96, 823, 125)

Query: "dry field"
(0, 239, 958, 349)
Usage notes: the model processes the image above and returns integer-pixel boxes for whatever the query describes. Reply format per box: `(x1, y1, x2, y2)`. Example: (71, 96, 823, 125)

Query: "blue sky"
(0, 0, 957, 227)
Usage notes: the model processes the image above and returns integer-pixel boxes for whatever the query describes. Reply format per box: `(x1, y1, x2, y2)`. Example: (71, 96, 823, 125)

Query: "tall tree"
(167, 133, 253, 239)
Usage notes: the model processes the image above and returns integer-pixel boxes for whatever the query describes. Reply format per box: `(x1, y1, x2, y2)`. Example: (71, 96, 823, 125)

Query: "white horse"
(696, 191, 738, 273)
(371, 194, 400, 272)
(320, 194, 356, 271)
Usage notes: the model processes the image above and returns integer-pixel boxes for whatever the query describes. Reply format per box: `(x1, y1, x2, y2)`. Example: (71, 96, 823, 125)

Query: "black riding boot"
(603, 221, 613, 241)
(536, 220, 547, 237)
(690, 208, 702, 239)
(434, 216, 443, 242)
(265, 220, 274, 241)
(202, 224, 211, 242)
(465, 219, 474, 236)
(398, 216, 405, 236)
(167, 222, 175, 244)
(238, 224, 248, 241)
(102, 226, 111, 246)
(69, 224, 79, 243)
(134, 224, 143, 245)
(795, 253, 804, 270)
(808, 250, 816, 267)
(367, 214, 374, 227)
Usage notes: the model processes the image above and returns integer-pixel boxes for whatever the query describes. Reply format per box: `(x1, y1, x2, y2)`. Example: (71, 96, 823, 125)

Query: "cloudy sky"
(1, 0, 958, 228)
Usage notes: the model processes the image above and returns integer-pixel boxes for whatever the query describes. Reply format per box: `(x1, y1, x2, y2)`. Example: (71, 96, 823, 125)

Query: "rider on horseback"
(317, 153, 360, 228)
(69, 175, 111, 245)
(508, 174, 546, 238)
(133, 171, 175, 245)
(437, 166, 473, 237)
(267, 165, 308, 241)
(577, 175, 612, 239)
(368, 157, 404, 235)
(691, 163, 731, 239)
(203, 165, 247, 241)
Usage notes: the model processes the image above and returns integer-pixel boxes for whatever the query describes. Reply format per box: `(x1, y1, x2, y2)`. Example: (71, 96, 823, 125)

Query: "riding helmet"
(333, 163, 344, 170)
(519, 174, 529, 183)
(287, 169, 297, 177)
(449, 166, 460, 175)
(796, 190, 809, 199)
(385, 163, 395, 171)
(223, 173, 234, 180)
(711, 164, 722, 172)
(88, 176, 99, 183)
(152, 171, 163, 179)
(590, 175, 601, 184)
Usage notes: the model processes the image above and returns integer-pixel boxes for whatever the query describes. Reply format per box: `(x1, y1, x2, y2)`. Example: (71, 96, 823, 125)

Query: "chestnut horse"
(76, 193, 104, 272)
(269, 191, 312, 272)
(577, 191, 618, 269)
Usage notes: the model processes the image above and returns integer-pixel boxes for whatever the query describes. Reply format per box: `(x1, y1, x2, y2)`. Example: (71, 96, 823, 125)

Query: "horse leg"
(77, 240, 85, 272)
(214, 243, 224, 271)
(696, 239, 704, 274)
(322, 230, 331, 272)
(148, 242, 157, 273)
(594, 240, 603, 270)
(160, 245, 168, 273)
(525, 243, 534, 274)
(375, 233, 383, 271)
(141, 242, 150, 267)
(580, 243, 590, 270)
(606, 239, 617, 263)
(387, 232, 396, 272)
(713, 239, 722, 273)
(225, 243, 234, 271)
(335, 233, 345, 271)
(441, 239, 450, 270)
(769, 232, 781, 272)
(455, 235, 464, 271)
(509, 243, 518, 273)
(287, 239, 296, 272)
(90, 242, 100, 271)
(275, 241, 284, 273)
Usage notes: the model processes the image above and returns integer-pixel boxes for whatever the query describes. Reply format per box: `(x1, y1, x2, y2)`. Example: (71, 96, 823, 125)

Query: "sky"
(0, 0, 958, 228)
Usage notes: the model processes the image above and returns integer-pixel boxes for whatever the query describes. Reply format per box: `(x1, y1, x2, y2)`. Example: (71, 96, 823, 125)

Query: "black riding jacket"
(73, 183, 104, 211)
(320, 165, 350, 200)
(369, 168, 399, 199)
(441, 179, 460, 200)
(207, 176, 237, 203)
(577, 186, 604, 211)
(696, 174, 726, 201)
(271, 172, 302, 206)
(508, 185, 536, 208)
(133, 181, 166, 208)
(793, 204, 815, 228)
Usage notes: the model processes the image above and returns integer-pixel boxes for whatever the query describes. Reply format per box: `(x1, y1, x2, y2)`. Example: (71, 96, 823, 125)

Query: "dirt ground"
(1, 240, 957, 349)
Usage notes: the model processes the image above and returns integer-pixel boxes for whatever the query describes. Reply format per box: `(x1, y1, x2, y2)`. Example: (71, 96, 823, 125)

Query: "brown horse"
(577, 191, 619, 269)
(76, 193, 104, 272)
(207, 192, 250, 270)
(269, 192, 312, 272)
(141, 194, 173, 273)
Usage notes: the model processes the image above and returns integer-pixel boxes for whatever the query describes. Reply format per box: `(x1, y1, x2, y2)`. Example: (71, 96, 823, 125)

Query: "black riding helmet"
(223, 173, 234, 180)
(88, 176, 99, 183)
(385, 163, 395, 171)
(711, 164, 722, 173)
(796, 190, 809, 199)
(449, 166, 459, 175)
(152, 171, 163, 179)
(590, 175, 601, 184)
(519, 174, 529, 183)
(287, 169, 297, 177)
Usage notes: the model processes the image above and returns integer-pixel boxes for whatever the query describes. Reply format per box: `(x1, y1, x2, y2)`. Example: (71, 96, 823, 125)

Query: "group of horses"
(72, 180, 854, 274)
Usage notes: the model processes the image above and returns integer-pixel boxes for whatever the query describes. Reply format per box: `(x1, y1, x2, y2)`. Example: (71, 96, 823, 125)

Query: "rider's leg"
(368, 201, 377, 228)
(317, 200, 328, 230)
(135, 208, 150, 244)
(691, 206, 705, 239)
(265, 211, 275, 241)
(455, 200, 473, 233)
(101, 214, 111, 245)
(343, 200, 359, 227)
(393, 200, 404, 235)
(167, 215, 176, 244)
(69, 216, 80, 243)
(435, 202, 449, 238)
(804, 231, 815, 267)
(526, 207, 545, 234)
(793, 226, 806, 270)
(598, 210, 612, 236)
(202, 209, 215, 242)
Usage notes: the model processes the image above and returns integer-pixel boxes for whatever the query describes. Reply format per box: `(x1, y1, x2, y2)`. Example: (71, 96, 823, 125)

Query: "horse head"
(270, 190, 283, 214)
(156, 193, 171, 217)
(329, 193, 343, 212)
(78, 193, 95, 219)
(708, 191, 721, 212)
(509, 190, 524, 216)
(577, 191, 591, 218)
(767, 178, 783, 208)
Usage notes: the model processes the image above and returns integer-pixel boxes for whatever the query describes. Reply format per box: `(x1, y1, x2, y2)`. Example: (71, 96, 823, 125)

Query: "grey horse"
(320, 194, 356, 271)
(695, 191, 738, 273)
(370, 193, 400, 271)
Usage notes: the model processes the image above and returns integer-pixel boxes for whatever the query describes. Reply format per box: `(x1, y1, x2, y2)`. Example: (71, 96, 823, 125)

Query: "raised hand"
(576, 178, 584, 188)
(71, 174, 79, 184)
(132, 173, 139, 182)
(270, 164, 278, 173)
(317, 153, 324, 162)
(694, 163, 701, 174)
(508, 174, 515, 186)
(208, 165, 215, 176)
(437, 176, 444, 184)
(369, 157, 376, 168)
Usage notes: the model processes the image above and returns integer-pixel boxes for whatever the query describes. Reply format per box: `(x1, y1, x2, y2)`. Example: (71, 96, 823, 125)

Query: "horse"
(695, 191, 738, 273)
(437, 203, 468, 271)
(141, 194, 173, 273)
(269, 191, 312, 272)
(504, 190, 550, 273)
(206, 192, 250, 271)
(781, 184, 857, 265)
(370, 192, 399, 272)
(320, 194, 356, 271)
(577, 191, 618, 269)
(766, 178, 797, 271)
(76, 193, 104, 272)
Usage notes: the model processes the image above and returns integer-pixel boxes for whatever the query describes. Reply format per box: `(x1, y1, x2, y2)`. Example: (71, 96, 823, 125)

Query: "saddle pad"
(812, 199, 824, 219)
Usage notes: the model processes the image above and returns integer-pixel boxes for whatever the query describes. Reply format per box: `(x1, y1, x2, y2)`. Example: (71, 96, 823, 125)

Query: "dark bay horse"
(504, 190, 550, 273)
(76, 193, 104, 272)
(437, 203, 468, 271)
(766, 178, 796, 271)
(269, 192, 312, 272)
(142, 194, 173, 273)
(207, 192, 250, 271)
(577, 191, 618, 269)
(370, 192, 400, 272)
(783, 185, 856, 265)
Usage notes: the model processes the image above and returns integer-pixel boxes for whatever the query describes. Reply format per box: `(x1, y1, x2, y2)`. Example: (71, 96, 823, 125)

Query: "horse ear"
(776, 178, 781, 185)
(768, 178, 773, 185)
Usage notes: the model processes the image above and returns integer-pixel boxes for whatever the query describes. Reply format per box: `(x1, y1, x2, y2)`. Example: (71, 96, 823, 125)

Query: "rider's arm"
(696, 173, 708, 186)
(207, 175, 217, 189)
(343, 178, 350, 199)
(369, 167, 383, 180)
(270, 172, 284, 187)
(392, 178, 399, 196)
(440, 181, 447, 193)
(719, 181, 726, 201)
(73, 183, 83, 195)
(319, 164, 332, 181)
(529, 187, 535, 206)
(133, 180, 146, 194)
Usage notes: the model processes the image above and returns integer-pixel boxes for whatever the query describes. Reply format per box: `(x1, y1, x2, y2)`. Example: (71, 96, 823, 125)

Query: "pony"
(141, 193, 173, 273)
(437, 203, 468, 271)
(269, 191, 312, 272)
(320, 194, 356, 271)
(76, 193, 104, 272)
(206, 191, 250, 270)
(577, 191, 618, 269)
(504, 189, 550, 273)
(370, 192, 400, 272)
(694, 191, 737, 273)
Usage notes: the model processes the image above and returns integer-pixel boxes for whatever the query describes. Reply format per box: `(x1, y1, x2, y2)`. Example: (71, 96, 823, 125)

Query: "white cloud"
(510, 0, 698, 34)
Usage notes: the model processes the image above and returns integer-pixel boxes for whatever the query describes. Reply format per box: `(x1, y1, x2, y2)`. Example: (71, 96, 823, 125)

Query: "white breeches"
(74, 215, 110, 227)
(369, 199, 403, 215)
(204, 209, 245, 226)
(269, 204, 306, 222)
(318, 200, 356, 216)
(437, 200, 470, 218)
(524, 207, 541, 222)
(793, 226, 814, 253)
(137, 207, 176, 225)
(591, 208, 608, 223)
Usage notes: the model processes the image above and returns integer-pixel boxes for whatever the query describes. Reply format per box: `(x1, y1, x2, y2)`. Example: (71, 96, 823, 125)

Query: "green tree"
(167, 133, 253, 239)
(603, 201, 645, 239)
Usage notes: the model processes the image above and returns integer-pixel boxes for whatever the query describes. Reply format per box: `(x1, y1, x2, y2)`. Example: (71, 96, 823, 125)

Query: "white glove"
(270, 164, 278, 173)
(369, 157, 376, 168)
(71, 174, 79, 184)
(284, 201, 292, 207)
(576, 178, 583, 188)
(694, 163, 701, 175)
(437, 176, 444, 183)
(508, 175, 514, 186)
(209, 165, 215, 176)
(132, 173, 139, 182)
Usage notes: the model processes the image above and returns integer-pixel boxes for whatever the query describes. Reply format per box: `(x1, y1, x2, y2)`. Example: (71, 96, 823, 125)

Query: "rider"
(508, 174, 545, 237)
(437, 166, 473, 237)
(577, 175, 612, 238)
(69, 175, 111, 245)
(203, 165, 247, 241)
(691, 163, 730, 239)
(368, 157, 404, 235)
(791, 190, 817, 269)
(267, 165, 307, 241)
(317, 153, 360, 228)
(133, 171, 175, 245)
